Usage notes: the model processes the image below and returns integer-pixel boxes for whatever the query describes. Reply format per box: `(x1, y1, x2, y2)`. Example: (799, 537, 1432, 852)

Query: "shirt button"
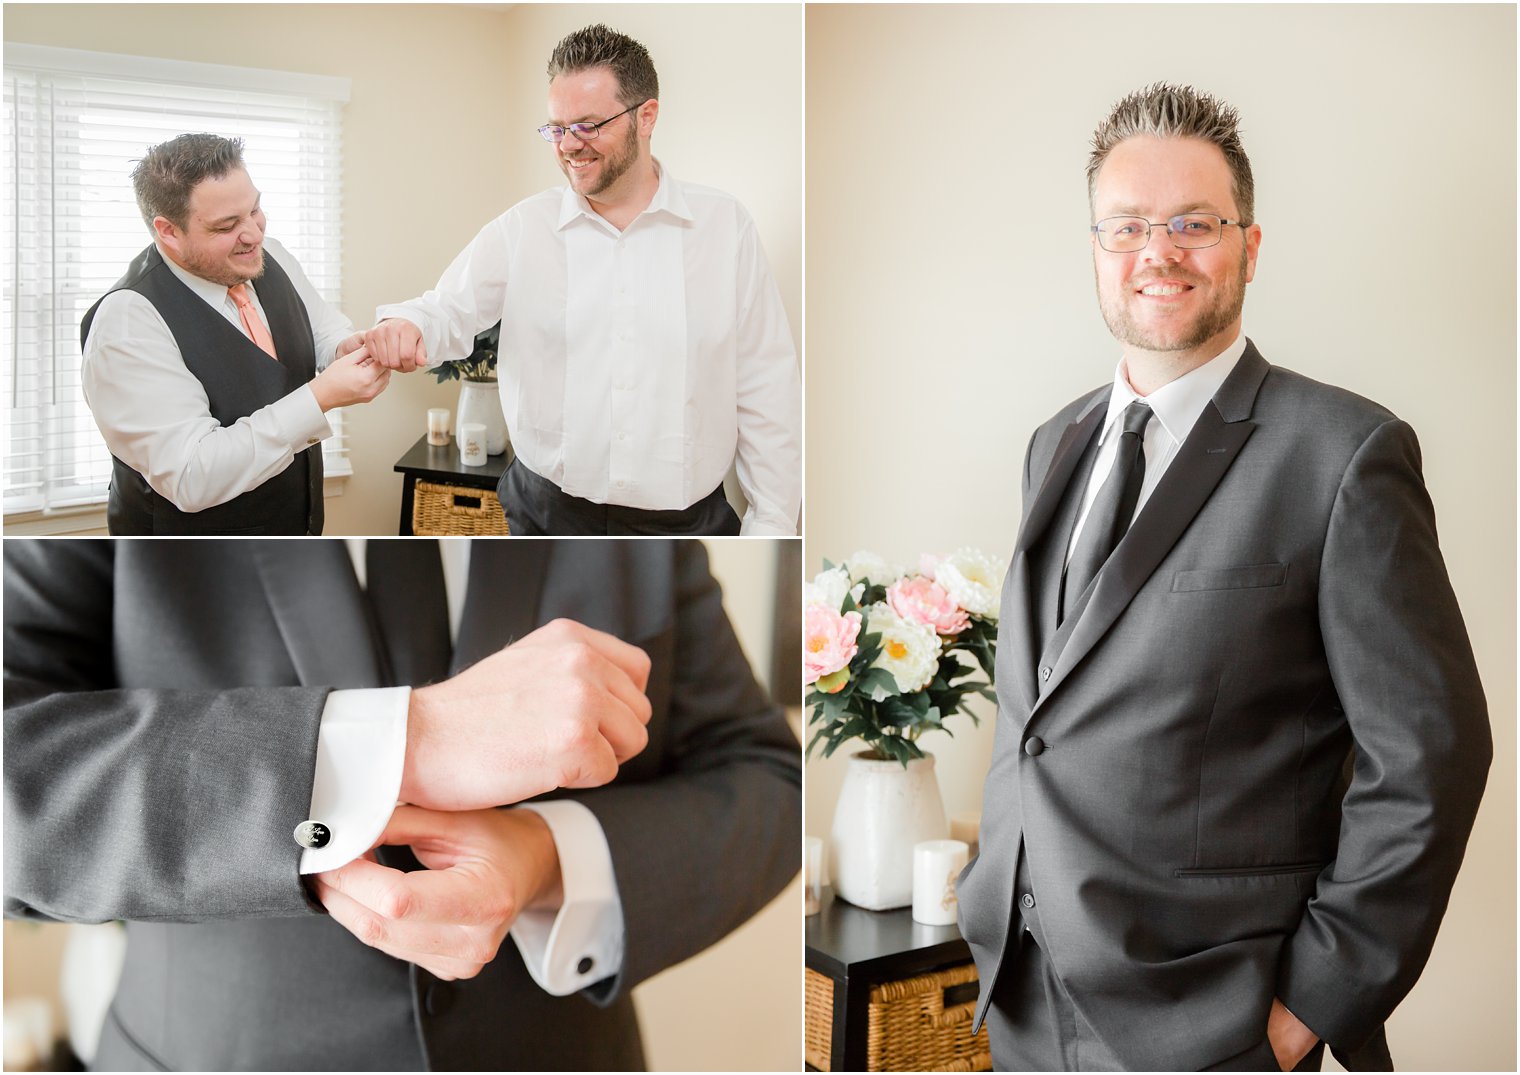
(1021, 892, 1036, 910)
(293, 820, 330, 848)
(616, 480, 626, 489)
(1024, 736, 1045, 757)
(577, 956, 595, 975)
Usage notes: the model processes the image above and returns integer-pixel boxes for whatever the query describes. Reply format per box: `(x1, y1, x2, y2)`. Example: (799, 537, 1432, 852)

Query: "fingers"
(319, 851, 494, 926)
(526, 619, 654, 695)
(314, 875, 502, 980)
(362, 319, 425, 372)
(334, 332, 366, 360)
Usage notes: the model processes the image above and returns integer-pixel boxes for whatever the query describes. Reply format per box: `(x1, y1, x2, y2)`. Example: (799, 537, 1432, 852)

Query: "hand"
(313, 806, 561, 980)
(400, 618, 653, 812)
(1267, 997, 1319, 1072)
(333, 331, 367, 361)
(310, 347, 390, 411)
(363, 318, 428, 372)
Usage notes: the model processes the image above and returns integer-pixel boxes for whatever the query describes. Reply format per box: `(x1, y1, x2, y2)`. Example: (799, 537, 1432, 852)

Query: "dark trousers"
(986, 933, 1334, 1072)
(499, 460, 741, 536)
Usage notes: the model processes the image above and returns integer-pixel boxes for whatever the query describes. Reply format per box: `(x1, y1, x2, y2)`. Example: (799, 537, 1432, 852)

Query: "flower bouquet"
(805, 548, 1003, 766)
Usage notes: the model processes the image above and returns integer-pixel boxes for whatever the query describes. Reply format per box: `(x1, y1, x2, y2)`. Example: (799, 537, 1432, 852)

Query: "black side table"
(805, 887, 987, 1071)
(393, 435, 513, 536)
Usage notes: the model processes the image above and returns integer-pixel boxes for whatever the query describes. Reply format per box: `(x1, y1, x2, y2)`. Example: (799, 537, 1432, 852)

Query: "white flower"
(805, 566, 859, 610)
(934, 547, 1004, 619)
(844, 549, 902, 586)
(864, 604, 941, 698)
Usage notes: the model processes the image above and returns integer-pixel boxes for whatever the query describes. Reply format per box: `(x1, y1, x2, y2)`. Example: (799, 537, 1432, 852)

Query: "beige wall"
(3, 3, 801, 536)
(1, 539, 800, 1071)
(805, 4, 1515, 1071)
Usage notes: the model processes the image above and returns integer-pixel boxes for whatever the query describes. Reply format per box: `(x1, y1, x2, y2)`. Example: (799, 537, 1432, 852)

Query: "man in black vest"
(80, 133, 387, 535)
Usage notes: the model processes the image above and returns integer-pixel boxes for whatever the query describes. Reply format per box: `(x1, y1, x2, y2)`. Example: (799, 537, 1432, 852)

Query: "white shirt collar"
(1099, 333, 1249, 446)
(555, 158, 693, 231)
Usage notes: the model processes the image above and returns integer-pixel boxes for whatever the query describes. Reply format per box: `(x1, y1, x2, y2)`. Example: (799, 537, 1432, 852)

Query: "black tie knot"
(1121, 401, 1153, 439)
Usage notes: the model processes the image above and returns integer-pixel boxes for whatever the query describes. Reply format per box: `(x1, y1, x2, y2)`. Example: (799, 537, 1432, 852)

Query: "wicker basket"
(411, 479, 509, 536)
(805, 962, 991, 1072)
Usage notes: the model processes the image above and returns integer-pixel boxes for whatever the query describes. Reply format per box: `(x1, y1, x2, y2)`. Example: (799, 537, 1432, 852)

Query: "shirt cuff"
(298, 687, 410, 875)
(510, 800, 625, 995)
(280, 384, 335, 449)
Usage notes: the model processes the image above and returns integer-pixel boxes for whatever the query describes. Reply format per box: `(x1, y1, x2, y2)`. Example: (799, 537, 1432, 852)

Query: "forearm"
(374, 217, 511, 369)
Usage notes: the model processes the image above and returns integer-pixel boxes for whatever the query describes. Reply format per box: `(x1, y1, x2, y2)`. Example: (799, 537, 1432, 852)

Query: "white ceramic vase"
(455, 378, 508, 456)
(830, 750, 948, 910)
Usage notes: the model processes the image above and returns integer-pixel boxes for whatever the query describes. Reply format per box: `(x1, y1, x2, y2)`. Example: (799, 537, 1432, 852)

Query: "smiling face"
(153, 166, 266, 287)
(1091, 135, 1261, 373)
(547, 66, 651, 204)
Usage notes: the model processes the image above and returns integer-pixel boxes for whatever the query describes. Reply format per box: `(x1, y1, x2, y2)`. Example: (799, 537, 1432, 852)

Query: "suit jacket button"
(426, 981, 453, 1016)
(1021, 892, 1036, 910)
(1039, 666, 1052, 682)
(293, 820, 330, 848)
(1024, 736, 1045, 757)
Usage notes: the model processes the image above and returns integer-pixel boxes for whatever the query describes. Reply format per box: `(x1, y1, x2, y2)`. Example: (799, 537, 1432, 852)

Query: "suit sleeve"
(565, 542, 801, 1003)
(1277, 418, 1491, 1049)
(3, 542, 328, 924)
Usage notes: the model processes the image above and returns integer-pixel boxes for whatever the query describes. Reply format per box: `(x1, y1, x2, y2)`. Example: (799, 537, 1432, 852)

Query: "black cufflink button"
(577, 956, 595, 975)
(294, 820, 331, 849)
(1024, 736, 1045, 757)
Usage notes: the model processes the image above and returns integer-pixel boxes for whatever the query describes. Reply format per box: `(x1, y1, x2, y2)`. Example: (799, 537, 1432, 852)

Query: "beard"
(1097, 244, 1247, 354)
(178, 243, 265, 288)
(563, 118, 638, 198)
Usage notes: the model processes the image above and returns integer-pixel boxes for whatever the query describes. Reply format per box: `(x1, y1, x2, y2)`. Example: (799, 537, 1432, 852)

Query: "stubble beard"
(566, 119, 638, 199)
(182, 246, 266, 289)
(1097, 244, 1247, 354)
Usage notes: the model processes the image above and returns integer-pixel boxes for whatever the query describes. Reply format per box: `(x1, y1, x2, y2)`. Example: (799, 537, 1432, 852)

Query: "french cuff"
(281, 384, 335, 449)
(298, 687, 410, 875)
(510, 800, 624, 996)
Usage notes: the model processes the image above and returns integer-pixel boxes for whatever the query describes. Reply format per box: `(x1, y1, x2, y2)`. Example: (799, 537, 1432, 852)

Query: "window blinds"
(2, 45, 351, 518)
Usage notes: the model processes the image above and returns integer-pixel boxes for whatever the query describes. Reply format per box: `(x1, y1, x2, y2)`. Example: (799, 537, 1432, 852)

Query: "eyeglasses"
(1092, 214, 1246, 253)
(537, 103, 641, 144)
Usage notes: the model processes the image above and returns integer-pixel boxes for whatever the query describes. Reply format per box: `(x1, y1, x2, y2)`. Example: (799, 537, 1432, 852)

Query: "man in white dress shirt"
(363, 24, 801, 536)
(80, 133, 387, 535)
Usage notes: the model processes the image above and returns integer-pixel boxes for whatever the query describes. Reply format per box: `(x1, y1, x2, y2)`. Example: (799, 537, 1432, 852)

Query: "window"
(2, 44, 351, 522)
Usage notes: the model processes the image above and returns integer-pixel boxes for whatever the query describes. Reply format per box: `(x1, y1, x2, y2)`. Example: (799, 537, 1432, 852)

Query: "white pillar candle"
(427, 408, 451, 446)
(912, 839, 969, 926)
(459, 422, 488, 466)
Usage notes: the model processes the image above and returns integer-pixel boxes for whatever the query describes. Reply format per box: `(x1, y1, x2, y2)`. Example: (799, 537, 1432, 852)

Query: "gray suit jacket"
(4, 540, 800, 1071)
(958, 342, 1489, 1070)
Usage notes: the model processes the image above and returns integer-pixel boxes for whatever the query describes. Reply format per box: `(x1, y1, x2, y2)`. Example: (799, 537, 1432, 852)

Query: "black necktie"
(365, 539, 452, 687)
(1061, 401, 1154, 623)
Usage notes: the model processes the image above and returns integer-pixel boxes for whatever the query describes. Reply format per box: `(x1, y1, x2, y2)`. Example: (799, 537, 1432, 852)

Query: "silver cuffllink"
(294, 820, 331, 849)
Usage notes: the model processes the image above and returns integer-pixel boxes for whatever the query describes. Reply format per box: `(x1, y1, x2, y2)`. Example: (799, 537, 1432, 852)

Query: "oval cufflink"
(294, 820, 331, 849)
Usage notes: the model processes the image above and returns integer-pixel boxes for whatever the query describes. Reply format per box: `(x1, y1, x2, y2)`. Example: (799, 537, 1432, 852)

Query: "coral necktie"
(228, 283, 279, 361)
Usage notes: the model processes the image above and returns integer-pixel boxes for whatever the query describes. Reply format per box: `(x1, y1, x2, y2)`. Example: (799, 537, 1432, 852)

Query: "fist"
(363, 319, 428, 372)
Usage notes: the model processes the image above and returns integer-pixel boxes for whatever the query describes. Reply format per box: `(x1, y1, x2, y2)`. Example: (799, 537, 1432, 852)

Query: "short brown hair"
(131, 133, 246, 230)
(1088, 83, 1255, 224)
(546, 24, 659, 107)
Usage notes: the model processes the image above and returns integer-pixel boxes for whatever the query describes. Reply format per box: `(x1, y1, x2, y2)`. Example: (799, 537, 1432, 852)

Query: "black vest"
(80, 245, 324, 535)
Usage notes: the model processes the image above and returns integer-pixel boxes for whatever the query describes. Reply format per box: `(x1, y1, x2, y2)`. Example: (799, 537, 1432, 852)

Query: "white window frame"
(3, 44, 352, 531)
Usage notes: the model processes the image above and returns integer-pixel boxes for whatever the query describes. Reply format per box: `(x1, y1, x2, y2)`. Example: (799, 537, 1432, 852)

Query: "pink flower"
(805, 606, 862, 684)
(887, 576, 970, 636)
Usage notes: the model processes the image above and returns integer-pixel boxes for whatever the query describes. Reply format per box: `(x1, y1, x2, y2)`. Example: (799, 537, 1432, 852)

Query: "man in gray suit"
(957, 84, 1489, 1071)
(4, 540, 799, 1069)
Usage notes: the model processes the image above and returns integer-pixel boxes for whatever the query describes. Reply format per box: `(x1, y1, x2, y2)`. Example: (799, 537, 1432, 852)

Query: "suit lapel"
(451, 540, 551, 673)
(1031, 344, 1270, 716)
(1004, 398, 1107, 710)
(251, 542, 384, 688)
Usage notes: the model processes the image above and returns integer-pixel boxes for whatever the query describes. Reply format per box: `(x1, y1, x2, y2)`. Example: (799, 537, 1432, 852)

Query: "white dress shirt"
(297, 539, 624, 996)
(1065, 334, 1248, 566)
(81, 236, 351, 513)
(375, 163, 801, 536)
